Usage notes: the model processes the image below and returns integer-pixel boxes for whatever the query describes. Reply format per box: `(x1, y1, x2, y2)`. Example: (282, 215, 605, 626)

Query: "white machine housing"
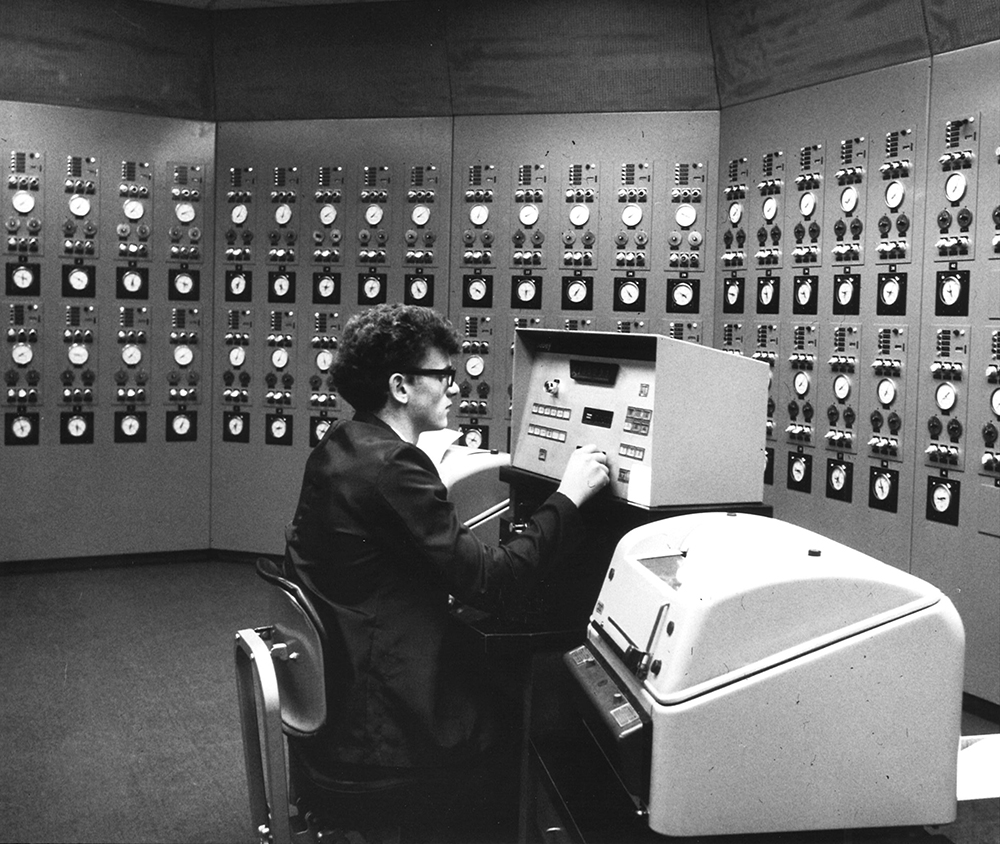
(511, 328, 768, 507)
(573, 512, 964, 837)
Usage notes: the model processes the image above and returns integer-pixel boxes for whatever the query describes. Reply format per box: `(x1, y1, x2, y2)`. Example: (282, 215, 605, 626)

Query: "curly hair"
(331, 304, 460, 413)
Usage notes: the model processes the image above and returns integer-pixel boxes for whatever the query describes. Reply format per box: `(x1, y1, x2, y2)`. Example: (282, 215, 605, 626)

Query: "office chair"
(235, 558, 402, 844)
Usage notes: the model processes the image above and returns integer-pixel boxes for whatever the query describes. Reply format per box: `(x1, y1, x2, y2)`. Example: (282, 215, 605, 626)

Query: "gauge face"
(69, 195, 91, 217)
(364, 204, 384, 226)
(991, 388, 1000, 417)
(873, 473, 893, 501)
(274, 204, 292, 225)
(726, 282, 740, 305)
(759, 280, 774, 305)
(12, 266, 34, 289)
(762, 196, 778, 222)
(930, 483, 952, 513)
(795, 280, 813, 306)
(793, 371, 810, 397)
(469, 204, 489, 226)
(123, 271, 143, 293)
(120, 414, 141, 437)
(315, 419, 331, 440)
(123, 199, 144, 221)
(271, 348, 290, 369)
(229, 274, 247, 296)
(317, 275, 336, 299)
(944, 172, 967, 203)
(121, 344, 142, 366)
(467, 278, 487, 301)
(408, 277, 429, 301)
(877, 378, 896, 406)
(231, 204, 248, 225)
(175, 202, 196, 223)
(935, 382, 957, 412)
(228, 415, 245, 437)
(880, 277, 901, 306)
(833, 374, 851, 401)
(11, 415, 33, 439)
(319, 204, 337, 226)
(569, 204, 590, 227)
(675, 204, 697, 228)
(173, 273, 194, 295)
(799, 192, 816, 217)
(672, 282, 694, 307)
(68, 268, 90, 291)
(67, 415, 88, 438)
(837, 278, 854, 305)
(315, 350, 334, 372)
(172, 414, 192, 435)
(465, 355, 485, 377)
(567, 279, 588, 303)
(939, 275, 962, 307)
(516, 279, 536, 302)
(229, 347, 246, 367)
(790, 457, 807, 483)
(12, 190, 35, 214)
(621, 204, 643, 227)
(67, 344, 89, 366)
(464, 428, 484, 449)
(619, 280, 641, 305)
(270, 417, 287, 438)
(11, 342, 33, 365)
(174, 345, 194, 367)
(411, 205, 431, 226)
(884, 181, 905, 210)
(840, 186, 859, 214)
(364, 276, 382, 299)
(272, 275, 290, 297)
(518, 204, 540, 227)
(728, 202, 743, 225)
(830, 464, 847, 491)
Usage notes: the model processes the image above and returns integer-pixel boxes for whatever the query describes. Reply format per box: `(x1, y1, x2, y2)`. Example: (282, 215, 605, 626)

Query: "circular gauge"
(229, 274, 247, 297)
(726, 282, 740, 305)
(364, 276, 382, 299)
(121, 344, 143, 366)
(829, 464, 847, 491)
(884, 181, 905, 211)
(12, 266, 34, 289)
(316, 275, 336, 299)
(873, 472, 893, 501)
(790, 456, 807, 483)
(619, 280, 641, 305)
(229, 347, 246, 367)
(836, 278, 854, 305)
(566, 279, 588, 303)
(833, 374, 851, 401)
(935, 382, 957, 412)
(270, 416, 288, 439)
(930, 483, 952, 513)
(411, 205, 431, 226)
(762, 196, 778, 222)
(11, 342, 33, 365)
(172, 414, 192, 436)
(469, 204, 489, 226)
(69, 195, 91, 217)
(621, 204, 643, 227)
(319, 204, 337, 226)
(464, 428, 484, 449)
(271, 348, 290, 369)
(408, 277, 429, 301)
(569, 204, 590, 227)
(228, 415, 245, 437)
(728, 202, 743, 225)
(880, 277, 901, 306)
(796, 279, 813, 307)
(122, 271, 144, 294)
(173, 345, 194, 367)
(314, 419, 331, 440)
(364, 205, 384, 226)
(672, 282, 694, 308)
(231, 204, 248, 225)
(518, 204, 540, 227)
(465, 355, 485, 377)
(175, 202, 196, 223)
(990, 388, 1000, 417)
(12, 191, 36, 214)
(799, 192, 817, 217)
(877, 378, 897, 406)
(67, 344, 90, 366)
(944, 172, 967, 203)
(173, 273, 194, 296)
(466, 278, 487, 301)
(315, 349, 334, 372)
(11, 415, 33, 440)
(840, 186, 859, 214)
(759, 280, 774, 305)
(516, 279, 537, 303)
(123, 199, 144, 221)
(675, 204, 697, 228)
(274, 204, 292, 225)
(272, 275, 290, 298)
(68, 268, 90, 291)
(939, 275, 962, 307)
(793, 371, 810, 397)
(67, 414, 88, 438)
(120, 414, 141, 438)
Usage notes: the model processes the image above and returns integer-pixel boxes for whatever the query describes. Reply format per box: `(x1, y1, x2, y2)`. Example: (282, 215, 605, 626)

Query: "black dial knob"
(983, 422, 999, 447)
(870, 410, 884, 432)
(927, 415, 943, 439)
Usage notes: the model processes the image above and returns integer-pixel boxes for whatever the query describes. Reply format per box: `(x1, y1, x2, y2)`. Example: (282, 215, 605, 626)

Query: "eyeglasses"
(400, 367, 457, 388)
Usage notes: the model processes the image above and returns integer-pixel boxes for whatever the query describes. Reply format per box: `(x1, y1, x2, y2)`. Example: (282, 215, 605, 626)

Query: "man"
(283, 303, 609, 841)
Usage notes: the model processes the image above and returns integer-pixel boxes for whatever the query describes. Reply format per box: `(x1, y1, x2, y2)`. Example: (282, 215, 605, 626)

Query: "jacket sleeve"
(374, 442, 584, 610)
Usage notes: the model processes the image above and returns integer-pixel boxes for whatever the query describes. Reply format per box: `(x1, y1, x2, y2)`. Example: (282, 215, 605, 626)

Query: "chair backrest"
(255, 557, 327, 736)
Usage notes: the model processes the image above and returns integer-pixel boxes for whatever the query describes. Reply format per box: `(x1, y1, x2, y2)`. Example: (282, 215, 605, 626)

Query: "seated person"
(282, 303, 609, 842)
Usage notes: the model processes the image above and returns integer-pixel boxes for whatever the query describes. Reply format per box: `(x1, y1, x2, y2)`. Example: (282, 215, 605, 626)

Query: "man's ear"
(386, 372, 409, 406)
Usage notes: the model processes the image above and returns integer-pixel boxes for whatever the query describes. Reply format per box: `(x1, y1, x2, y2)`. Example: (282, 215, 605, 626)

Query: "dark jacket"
(283, 412, 583, 770)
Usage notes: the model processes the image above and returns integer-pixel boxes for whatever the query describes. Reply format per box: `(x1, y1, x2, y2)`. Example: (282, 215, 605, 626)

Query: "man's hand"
(557, 444, 611, 507)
